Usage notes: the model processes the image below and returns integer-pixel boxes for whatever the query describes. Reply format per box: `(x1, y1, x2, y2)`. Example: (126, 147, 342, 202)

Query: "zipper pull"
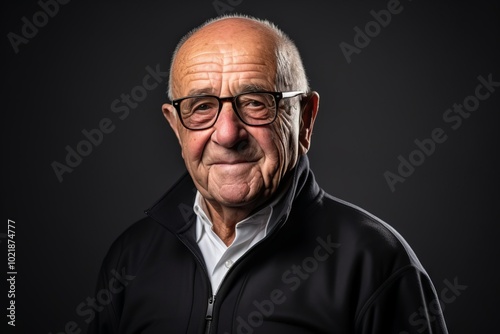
(205, 295, 216, 334)
(206, 295, 216, 320)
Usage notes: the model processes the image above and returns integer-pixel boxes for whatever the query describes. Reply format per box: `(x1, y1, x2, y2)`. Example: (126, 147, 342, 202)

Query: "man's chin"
(216, 184, 254, 206)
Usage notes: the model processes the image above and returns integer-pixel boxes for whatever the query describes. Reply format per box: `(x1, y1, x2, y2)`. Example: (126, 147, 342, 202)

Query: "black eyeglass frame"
(171, 90, 305, 130)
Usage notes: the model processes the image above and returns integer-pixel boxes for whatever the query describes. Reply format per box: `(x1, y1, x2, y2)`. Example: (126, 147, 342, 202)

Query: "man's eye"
(240, 98, 267, 110)
(194, 103, 212, 111)
(247, 100, 265, 107)
(188, 99, 217, 113)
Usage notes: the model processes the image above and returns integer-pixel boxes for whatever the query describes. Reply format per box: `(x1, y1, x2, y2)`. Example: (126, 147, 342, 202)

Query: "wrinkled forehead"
(178, 41, 271, 70)
(171, 20, 278, 96)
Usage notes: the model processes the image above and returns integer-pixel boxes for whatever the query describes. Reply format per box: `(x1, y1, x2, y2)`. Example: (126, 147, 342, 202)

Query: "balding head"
(167, 14, 309, 100)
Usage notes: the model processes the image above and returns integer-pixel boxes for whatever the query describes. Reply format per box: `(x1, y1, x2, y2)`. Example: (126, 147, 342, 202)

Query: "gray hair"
(166, 13, 310, 100)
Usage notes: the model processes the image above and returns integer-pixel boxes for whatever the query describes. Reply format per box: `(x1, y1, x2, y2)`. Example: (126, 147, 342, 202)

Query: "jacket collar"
(145, 154, 321, 235)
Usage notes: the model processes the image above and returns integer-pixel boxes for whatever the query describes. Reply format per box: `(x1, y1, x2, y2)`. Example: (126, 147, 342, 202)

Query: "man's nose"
(211, 102, 247, 148)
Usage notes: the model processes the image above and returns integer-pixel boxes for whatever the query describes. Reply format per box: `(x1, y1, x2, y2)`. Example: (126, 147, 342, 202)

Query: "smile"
(213, 160, 256, 165)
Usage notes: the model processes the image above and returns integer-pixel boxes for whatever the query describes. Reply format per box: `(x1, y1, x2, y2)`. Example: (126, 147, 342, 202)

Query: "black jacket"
(87, 155, 448, 333)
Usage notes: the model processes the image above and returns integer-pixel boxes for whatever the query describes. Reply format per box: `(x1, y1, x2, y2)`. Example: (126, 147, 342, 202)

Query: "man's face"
(163, 20, 305, 210)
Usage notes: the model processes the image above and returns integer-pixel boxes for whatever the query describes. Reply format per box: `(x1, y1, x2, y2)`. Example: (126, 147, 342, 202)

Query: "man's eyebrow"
(184, 84, 273, 98)
(237, 84, 273, 94)
(185, 88, 217, 97)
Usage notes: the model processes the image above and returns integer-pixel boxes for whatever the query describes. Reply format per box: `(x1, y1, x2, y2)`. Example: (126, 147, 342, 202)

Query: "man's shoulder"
(313, 192, 424, 270)
(98, 216, 173, 272)
(97, 173, 197, 274)
(111, 216, 164, 249)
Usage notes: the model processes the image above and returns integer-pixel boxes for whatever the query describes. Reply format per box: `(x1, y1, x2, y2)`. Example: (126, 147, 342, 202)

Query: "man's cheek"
(269, 125, 289, 151)
(182, 134, 207, 160)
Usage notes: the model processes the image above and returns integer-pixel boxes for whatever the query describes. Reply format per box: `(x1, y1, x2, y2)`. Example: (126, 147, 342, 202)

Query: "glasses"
(171, 91, 304, 130)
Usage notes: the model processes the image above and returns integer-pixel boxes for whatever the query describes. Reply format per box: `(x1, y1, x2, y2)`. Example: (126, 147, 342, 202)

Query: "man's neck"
(203, 200, 255, 246)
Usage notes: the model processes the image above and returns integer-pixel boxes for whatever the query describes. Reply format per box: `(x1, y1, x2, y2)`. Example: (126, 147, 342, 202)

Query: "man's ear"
(162, 103, 182, 145)
(298, 91, 320, 155)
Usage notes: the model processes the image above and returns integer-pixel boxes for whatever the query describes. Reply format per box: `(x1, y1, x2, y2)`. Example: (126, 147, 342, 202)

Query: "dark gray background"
(3, 0, 499, 333)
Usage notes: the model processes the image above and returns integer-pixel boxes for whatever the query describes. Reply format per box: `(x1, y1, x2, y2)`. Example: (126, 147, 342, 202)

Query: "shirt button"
(224, 260, 233, 269)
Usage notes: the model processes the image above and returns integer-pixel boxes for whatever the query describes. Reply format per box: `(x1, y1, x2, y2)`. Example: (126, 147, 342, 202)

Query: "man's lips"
(211, 160, 256, 165)
(206, 157, 258, 165)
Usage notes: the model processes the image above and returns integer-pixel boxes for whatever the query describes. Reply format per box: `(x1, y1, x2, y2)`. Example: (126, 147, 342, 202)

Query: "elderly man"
(89, 14, 448, 334)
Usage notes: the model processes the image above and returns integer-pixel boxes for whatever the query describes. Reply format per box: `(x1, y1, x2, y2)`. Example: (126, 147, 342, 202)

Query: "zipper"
(146, 211, 288, 334)
(145, 211, 216, 333)
(205, 216, 288, 331)
(201, 215, 286, 333)
(173, 236, 216, 333)
(205, 295, 216, 334)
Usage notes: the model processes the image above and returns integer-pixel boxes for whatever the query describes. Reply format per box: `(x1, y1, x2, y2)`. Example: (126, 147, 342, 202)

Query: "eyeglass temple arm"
(282, 91, 306, 98)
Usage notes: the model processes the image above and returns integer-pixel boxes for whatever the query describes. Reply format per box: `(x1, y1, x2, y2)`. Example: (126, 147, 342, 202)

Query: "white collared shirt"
(193, 191, 283, 293)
